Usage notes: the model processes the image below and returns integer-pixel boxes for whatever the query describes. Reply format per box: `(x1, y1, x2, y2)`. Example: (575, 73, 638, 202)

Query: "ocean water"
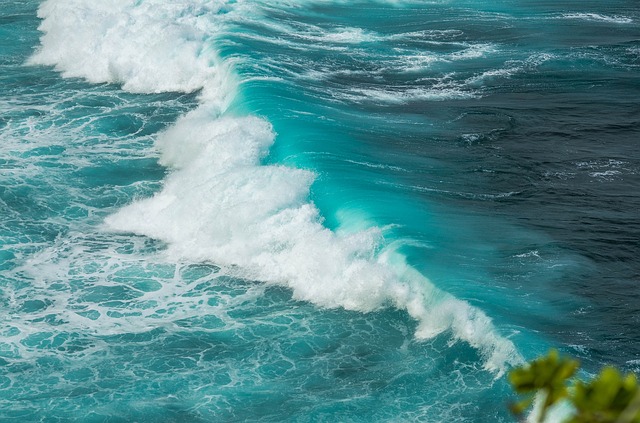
(1, 0, 639, 421)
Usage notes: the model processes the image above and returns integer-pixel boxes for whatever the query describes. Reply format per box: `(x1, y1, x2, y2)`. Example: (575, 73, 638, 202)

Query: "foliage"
(509, 350, 640, 423)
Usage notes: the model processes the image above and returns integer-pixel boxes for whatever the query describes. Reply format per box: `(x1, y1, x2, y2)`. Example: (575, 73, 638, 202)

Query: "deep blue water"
(1, 0, 639, 421)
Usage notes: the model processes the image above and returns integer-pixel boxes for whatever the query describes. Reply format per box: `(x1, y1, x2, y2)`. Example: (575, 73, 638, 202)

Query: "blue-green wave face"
(1, 0, 639, 421)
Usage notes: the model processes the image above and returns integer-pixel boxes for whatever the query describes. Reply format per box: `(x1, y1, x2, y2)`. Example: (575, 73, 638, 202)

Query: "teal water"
(1, 0, 639, 421)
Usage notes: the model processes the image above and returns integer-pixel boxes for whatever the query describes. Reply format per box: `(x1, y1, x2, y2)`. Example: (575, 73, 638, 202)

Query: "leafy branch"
(509, 350, 640, 423)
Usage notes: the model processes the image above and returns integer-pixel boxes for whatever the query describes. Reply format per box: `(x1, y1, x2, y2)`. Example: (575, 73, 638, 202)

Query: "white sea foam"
(31, 0, 522, 374)
(467, 53, 554, 85)
(294, 24, 383, 44)
(233, 30, 351, 52)
(29, 0, 236, 109)
(395, 29, 464, 41)
(514, 250, 541, 259)
(337, 86, 476, 104)
(106, 106, 520, 373)
(560, 13, 633, 24)
(396, 43, 496, 73)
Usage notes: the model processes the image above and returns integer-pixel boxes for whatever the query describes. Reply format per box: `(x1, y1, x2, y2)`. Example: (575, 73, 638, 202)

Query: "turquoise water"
(1, 0, 639, 421)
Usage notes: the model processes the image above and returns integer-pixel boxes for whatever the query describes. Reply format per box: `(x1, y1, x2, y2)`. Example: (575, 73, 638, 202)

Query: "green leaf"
(509, 395, 535, 416)
(508, 350, 579, 420)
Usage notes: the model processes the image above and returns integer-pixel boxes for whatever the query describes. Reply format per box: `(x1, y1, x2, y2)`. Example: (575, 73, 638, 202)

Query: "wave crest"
(32, 0, 522, 375)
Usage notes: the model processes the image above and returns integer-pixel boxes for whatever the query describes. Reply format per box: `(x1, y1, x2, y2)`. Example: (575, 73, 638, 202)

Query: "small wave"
(576, 159, 634, 180)
(559, 13, 633, 24)
(335, 86, 476, 104)
(577, 159, 627, 169)
(295, 25, 383, 44)
(397, 43, 497, 73)
(403, 183, 519, 201)
(589, 170, 622, 180)
(467, 53, 554, 85)
(393, 29, 464, 41)
(543, 171, 576, 181)
(514, 250, 541, 259)
(343, 159, 409, 172)
(232, 30, 351, 52)
(466, 67, 520, 85)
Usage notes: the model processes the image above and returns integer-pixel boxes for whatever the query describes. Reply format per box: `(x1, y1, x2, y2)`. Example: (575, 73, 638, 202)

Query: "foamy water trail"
(559, 13, 633, 24)
(31, 0, 522, 375)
